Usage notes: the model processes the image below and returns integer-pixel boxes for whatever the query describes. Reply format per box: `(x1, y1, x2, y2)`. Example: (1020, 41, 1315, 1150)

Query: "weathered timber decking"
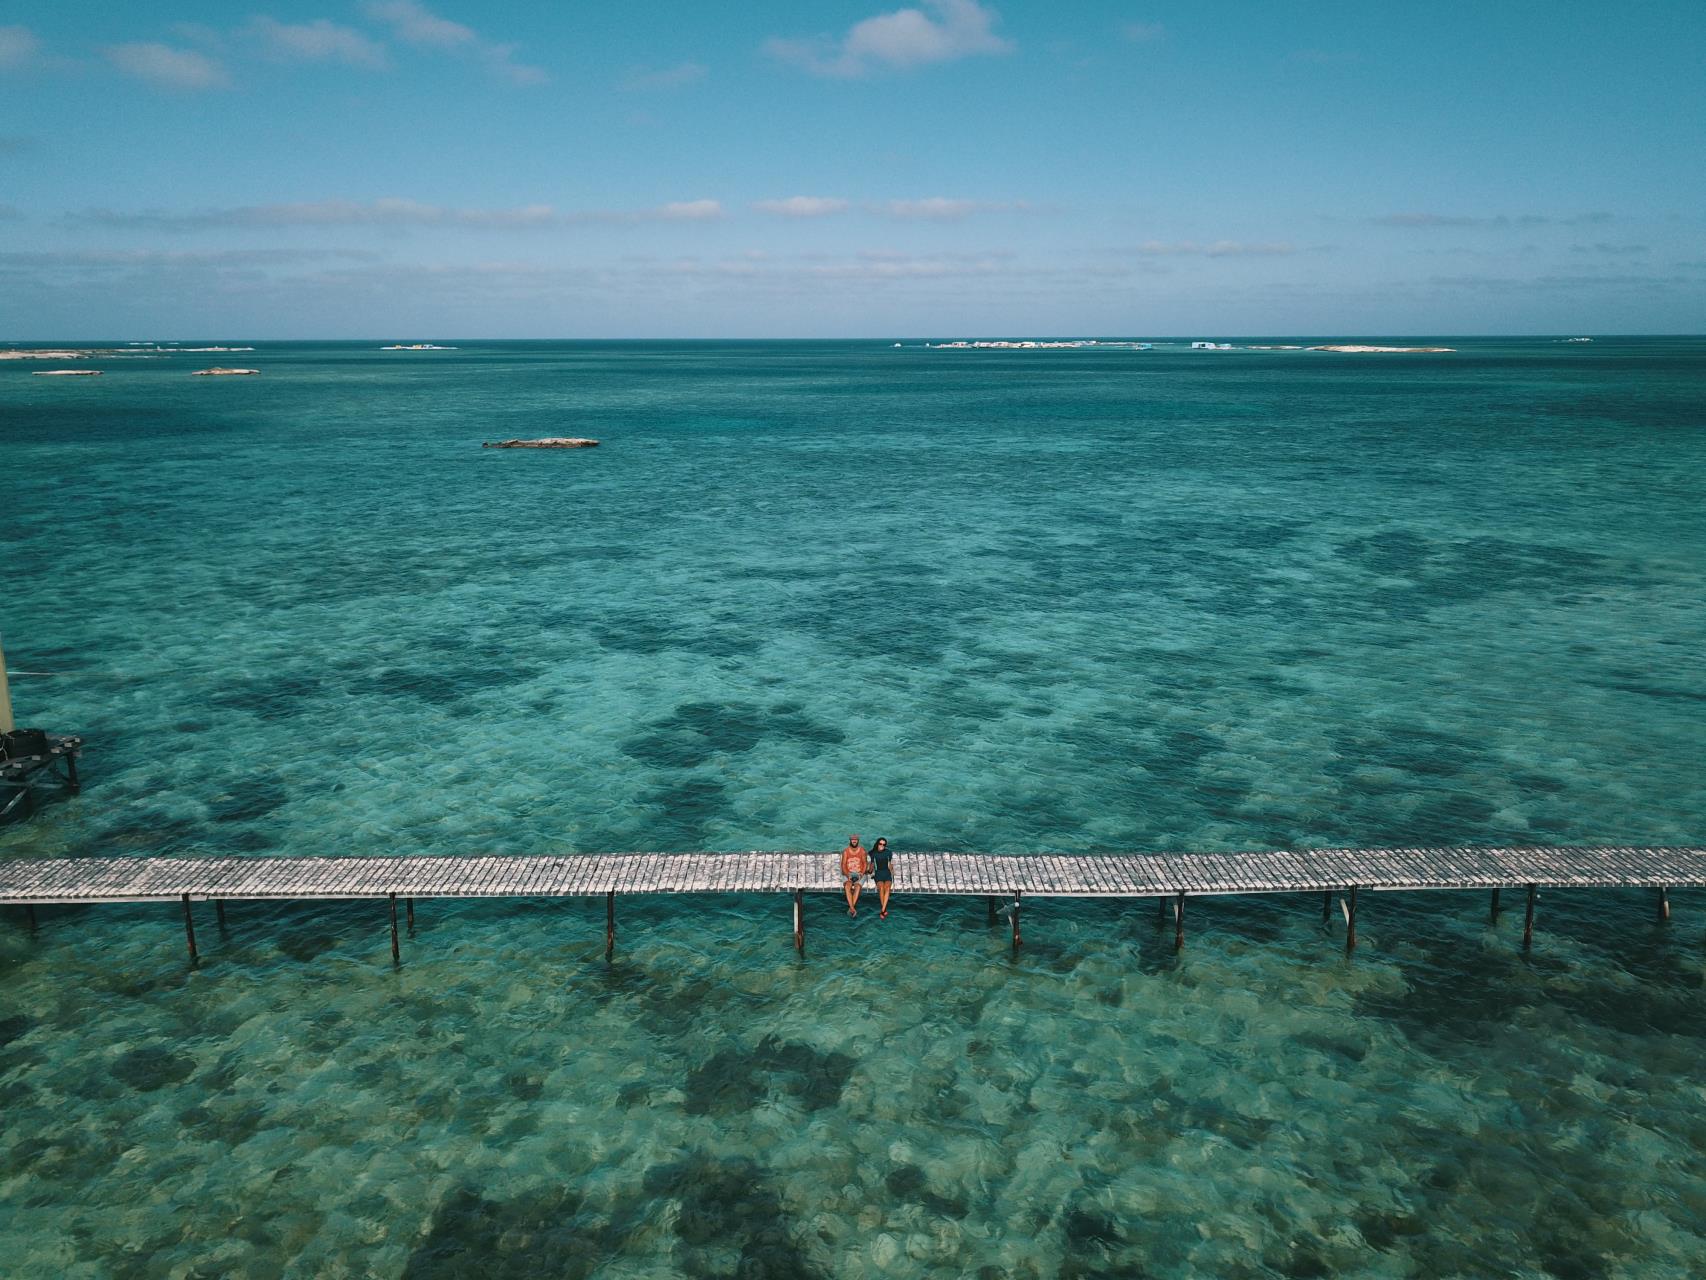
(1, 845, 1702, 906)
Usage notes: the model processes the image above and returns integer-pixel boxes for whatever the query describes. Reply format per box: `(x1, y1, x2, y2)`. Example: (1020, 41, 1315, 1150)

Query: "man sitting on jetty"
(840, 835, 869, 917)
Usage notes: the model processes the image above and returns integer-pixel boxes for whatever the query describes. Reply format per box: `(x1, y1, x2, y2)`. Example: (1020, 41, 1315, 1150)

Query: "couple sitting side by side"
(839, 834, 894, 919)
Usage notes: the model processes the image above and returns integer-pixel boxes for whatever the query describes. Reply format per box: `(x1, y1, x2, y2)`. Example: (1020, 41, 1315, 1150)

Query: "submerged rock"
(482, 438, 600, 448)
(31, 369, 102, 376)
(111, 1045, 196, 1091)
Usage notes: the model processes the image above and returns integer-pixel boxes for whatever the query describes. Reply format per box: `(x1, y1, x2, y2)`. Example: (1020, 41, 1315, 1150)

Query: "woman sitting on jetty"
(840, 835, 869, 916)
(870, 837, 894, 918)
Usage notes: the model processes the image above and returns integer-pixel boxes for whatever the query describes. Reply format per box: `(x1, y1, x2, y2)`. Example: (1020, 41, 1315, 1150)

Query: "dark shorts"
(873, 870, 893, 883)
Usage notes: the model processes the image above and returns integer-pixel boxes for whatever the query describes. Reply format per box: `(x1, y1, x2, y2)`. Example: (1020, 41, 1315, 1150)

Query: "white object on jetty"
(482, 438, 600, 449)
(31, 370, 102, 376)
(191, 367, 260, 376)
(0, 637, 12, 734)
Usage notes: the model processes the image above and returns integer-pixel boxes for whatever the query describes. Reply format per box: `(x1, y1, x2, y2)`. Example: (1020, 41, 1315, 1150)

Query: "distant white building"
(1191, 341, 1232, 349)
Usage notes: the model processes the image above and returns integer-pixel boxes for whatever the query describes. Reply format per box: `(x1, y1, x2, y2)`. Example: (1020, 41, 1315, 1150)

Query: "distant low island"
(916, 340, 1456, 353)
(482, 438, 600, 449)
(1308, 344, 1456, 353)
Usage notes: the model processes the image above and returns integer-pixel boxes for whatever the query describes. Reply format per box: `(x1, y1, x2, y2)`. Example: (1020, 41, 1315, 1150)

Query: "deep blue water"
(1, 337, 1704, 1277)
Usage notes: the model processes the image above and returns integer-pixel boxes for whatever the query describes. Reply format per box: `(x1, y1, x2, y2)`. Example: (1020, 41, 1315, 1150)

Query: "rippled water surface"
(3, 338, 1705, 1276)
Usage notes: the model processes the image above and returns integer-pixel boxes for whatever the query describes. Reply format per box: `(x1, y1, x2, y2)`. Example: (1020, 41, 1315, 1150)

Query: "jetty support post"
(1522, 884, 1536, 952)
(1657, 886, 1670, 922)
(1157, 894, 1167, 928)
(605, 890, 615, 960)
(406, 897, 415, 934)
(1344, 886, 1359, 956)
(1491, 887, 1501, 921)
(389, 894, 400, 965)
(215, 899, 227, 932)
(1174, 891, 1186, 953)
(63, 753, 80, 794)
(25, 903, 37, 934)
(988, 895, 998, 926)
(1322, 890, 1332, 926)
(793, 889, 804, 955)
(181, 894, 198, 963)
(1011, 891, 1022, 951)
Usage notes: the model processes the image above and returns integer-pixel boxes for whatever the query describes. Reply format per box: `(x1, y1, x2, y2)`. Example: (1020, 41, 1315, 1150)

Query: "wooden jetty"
(1, 845, 1699, 964)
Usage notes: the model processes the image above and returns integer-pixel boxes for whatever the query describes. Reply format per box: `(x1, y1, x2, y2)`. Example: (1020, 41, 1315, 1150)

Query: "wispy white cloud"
(1427, 272, 1683, 293)
(1372, 211, 1613, 229)
(876, 197, 1023, 220)
(361, 0, 545, 84)
(104, 42, 231, 90)
(1121, 22, 1165, 43)
(621, 61, 707, 91)
(248, 17, 388, 69)
(1570, 242, 1649, 256)
(766, 0, 1011, 77)
(65, 197, 723, 230)
(0, 25, 40, 71)
(362, 0, 471, 49)
(656, 199, 723, 221)
(754, 196, 851, 218)
(1135, 240, 1295, 257)
(0, 248, 384, 267)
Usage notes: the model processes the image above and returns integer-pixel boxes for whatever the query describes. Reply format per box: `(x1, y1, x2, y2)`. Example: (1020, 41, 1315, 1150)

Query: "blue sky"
(1, 1, 1703, 336)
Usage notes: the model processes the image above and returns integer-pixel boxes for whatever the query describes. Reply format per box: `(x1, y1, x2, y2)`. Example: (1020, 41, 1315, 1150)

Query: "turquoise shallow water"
(2, 338, 1705, 1276)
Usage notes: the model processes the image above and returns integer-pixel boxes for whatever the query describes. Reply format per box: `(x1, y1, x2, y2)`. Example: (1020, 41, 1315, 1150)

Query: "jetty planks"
(1, 846, 1704, 906)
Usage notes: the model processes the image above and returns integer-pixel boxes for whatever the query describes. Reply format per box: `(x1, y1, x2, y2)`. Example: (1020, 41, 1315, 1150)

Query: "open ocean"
(3, 337, 1705, 1278)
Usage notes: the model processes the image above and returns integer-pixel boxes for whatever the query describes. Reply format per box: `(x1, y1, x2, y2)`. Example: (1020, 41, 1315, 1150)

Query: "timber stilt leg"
(181, 894, 198, 963)
(1322, 890, 1332, 926)
(215, 899, 227, 932)
(1657, 887, 1670, 922)
(1490, 887, 1501, 921)
(988, 895, 998, 926)
(64, 754, 80, 794)
(1011, 892, 1022, 951)
(1522, 884, 1536, 952)
(389, 893, 400, 965)
(793, 889, 804, 955)
(406, 897, 415, 934)
(1173, 891, 1185, 953)
(1345, 886, 1359, 956)
(605, 890, 615, 960)
(25, 904, 37, 934)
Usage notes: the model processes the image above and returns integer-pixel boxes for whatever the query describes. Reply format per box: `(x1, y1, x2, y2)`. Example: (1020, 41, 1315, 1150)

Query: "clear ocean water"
(2, 337, 1704, 1277)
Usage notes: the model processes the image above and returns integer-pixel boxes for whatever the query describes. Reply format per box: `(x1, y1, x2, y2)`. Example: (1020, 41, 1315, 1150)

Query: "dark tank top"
(872, 847, 893, 874)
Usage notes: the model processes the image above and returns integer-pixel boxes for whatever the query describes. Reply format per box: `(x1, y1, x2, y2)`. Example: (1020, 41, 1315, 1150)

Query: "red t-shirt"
(841, 847, 868, 877)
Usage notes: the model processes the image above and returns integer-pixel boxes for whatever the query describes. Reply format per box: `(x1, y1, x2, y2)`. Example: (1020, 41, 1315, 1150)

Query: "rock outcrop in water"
(192, 367, 260, 376)
(482, 438, 600, 448)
